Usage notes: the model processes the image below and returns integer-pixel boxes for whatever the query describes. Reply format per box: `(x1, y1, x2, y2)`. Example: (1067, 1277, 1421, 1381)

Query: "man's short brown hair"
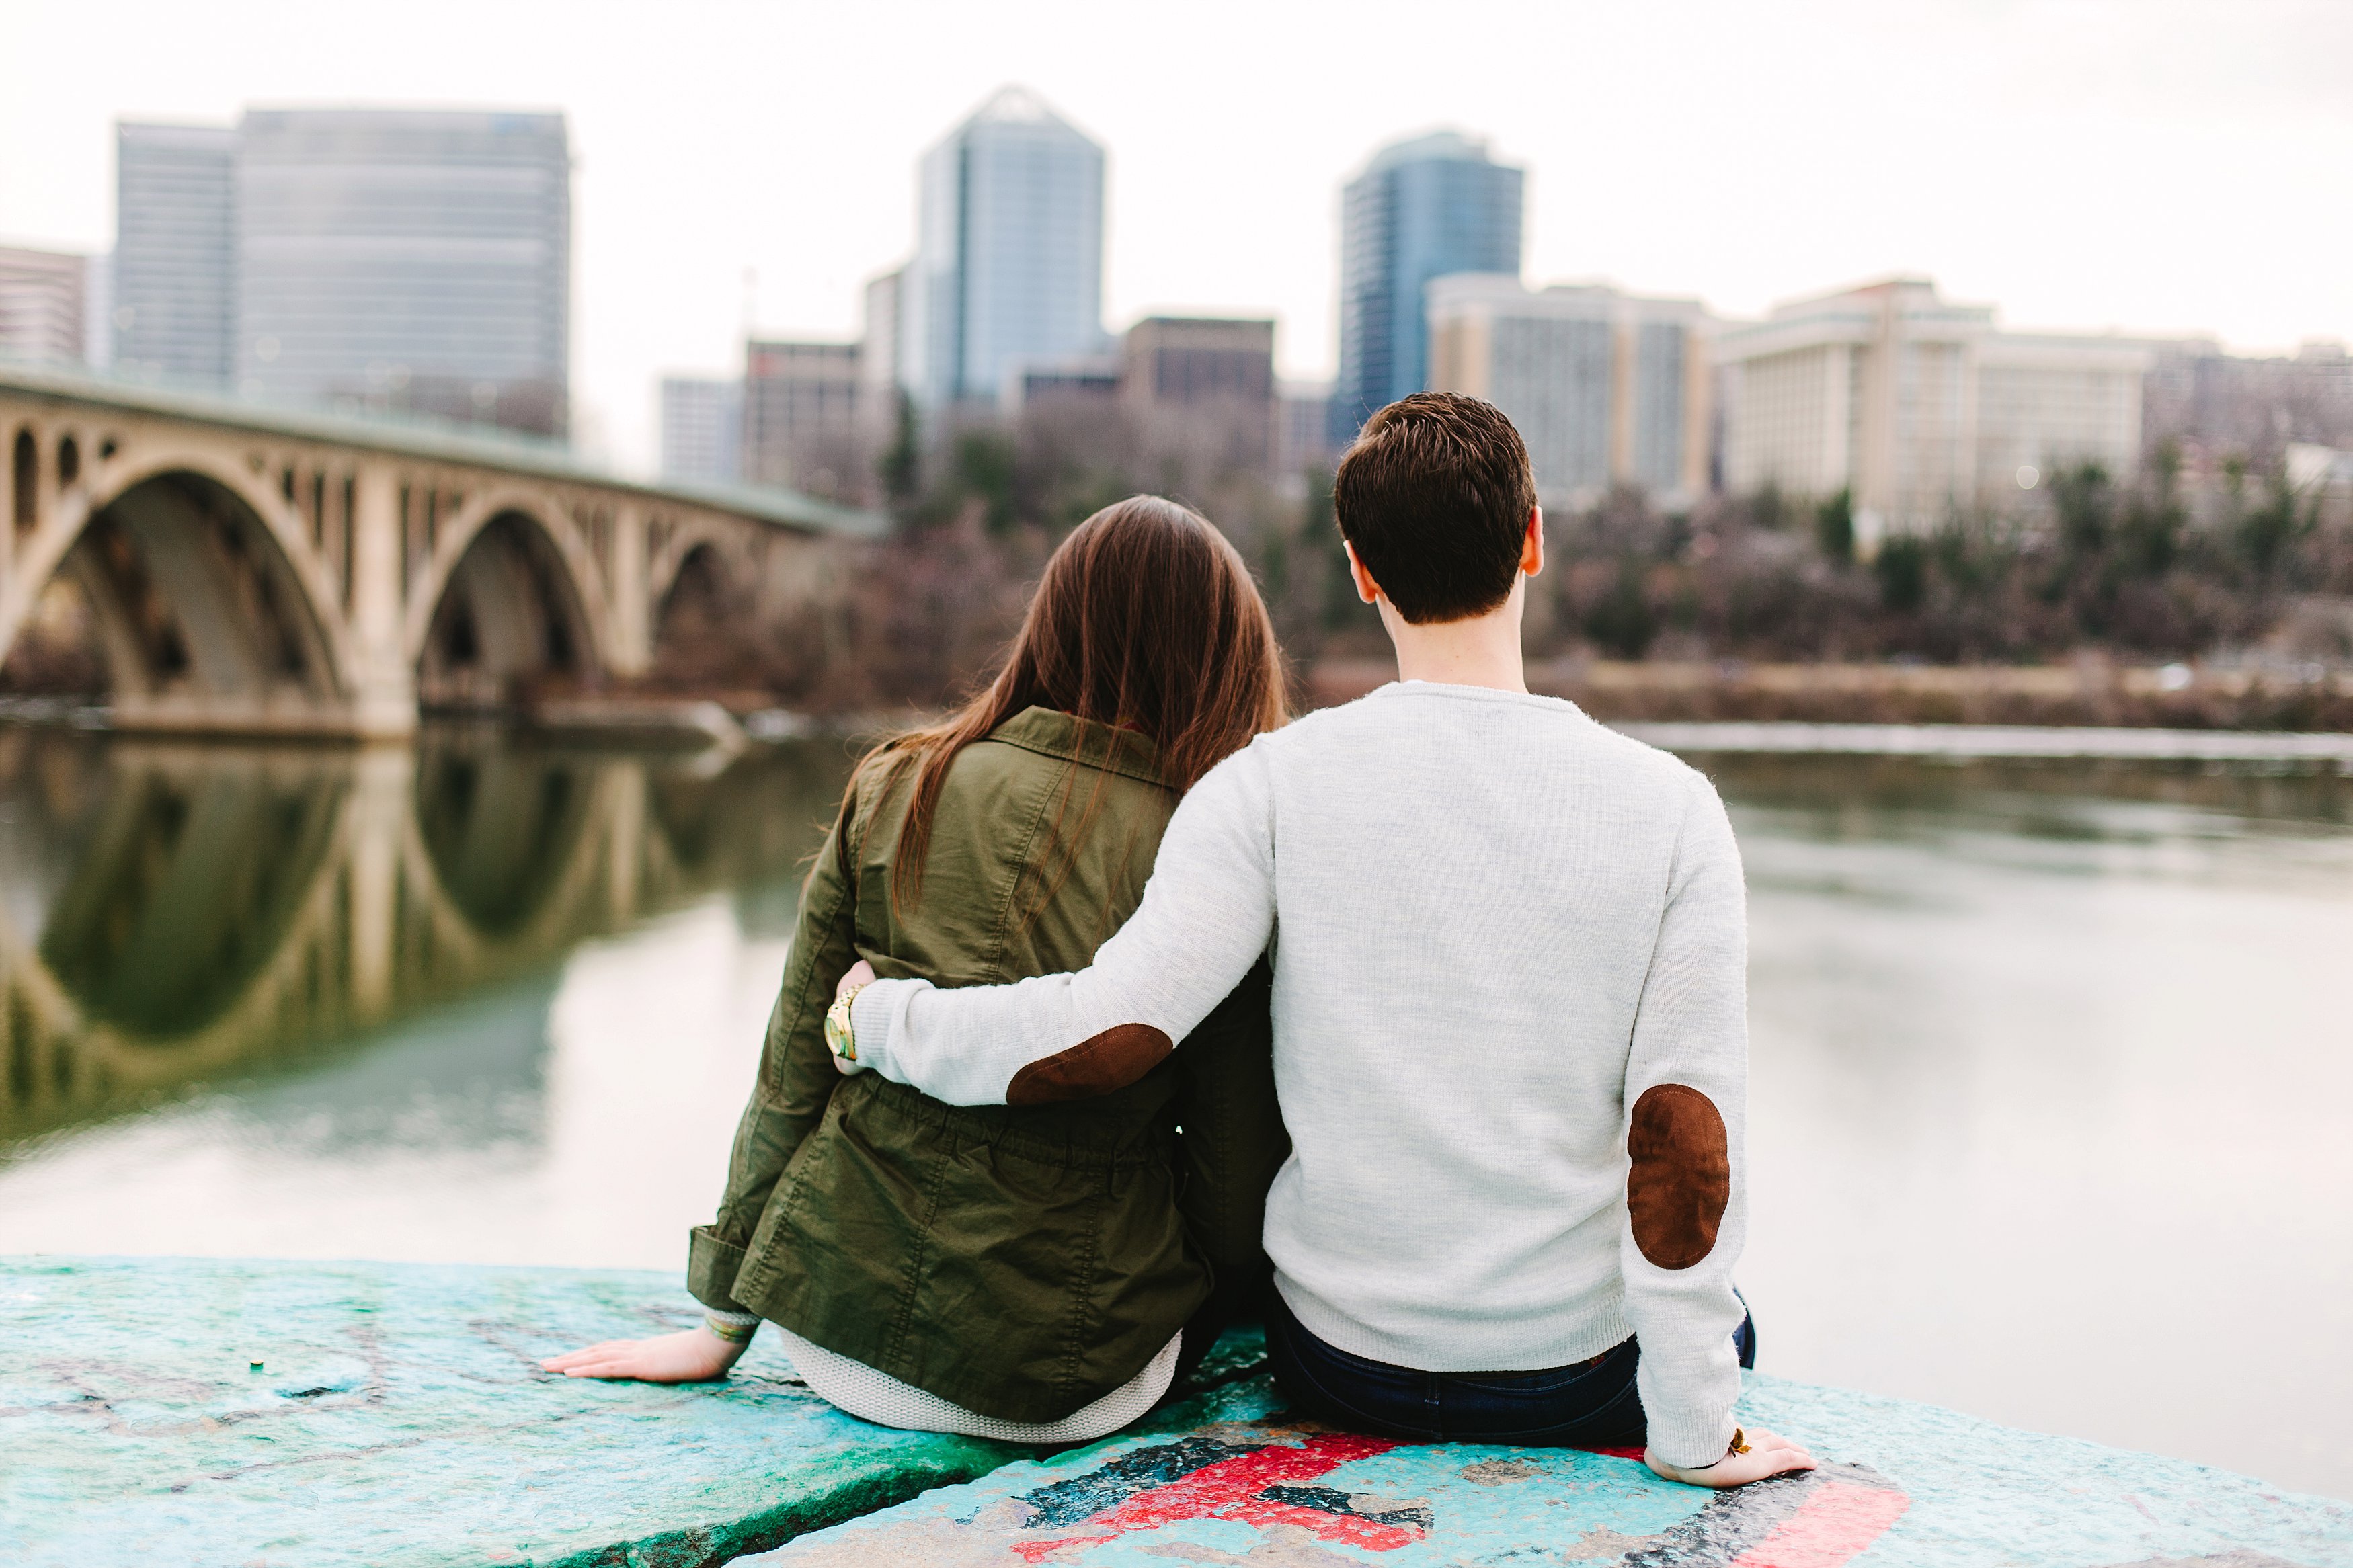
(1332, 393, 1538, 624)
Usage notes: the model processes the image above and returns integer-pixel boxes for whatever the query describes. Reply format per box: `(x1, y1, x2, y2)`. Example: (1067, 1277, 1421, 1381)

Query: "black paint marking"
(1258, 1484, 1434, 1532)
(1013, 1436, 1258, 1529)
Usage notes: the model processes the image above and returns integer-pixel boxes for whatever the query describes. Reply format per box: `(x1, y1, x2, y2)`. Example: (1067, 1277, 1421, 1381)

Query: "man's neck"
(1379, 585, 1529, 694)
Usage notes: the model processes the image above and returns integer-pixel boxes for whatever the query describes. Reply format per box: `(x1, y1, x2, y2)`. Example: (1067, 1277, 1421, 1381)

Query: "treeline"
(1534, 450, 2352, 668)
(649, 405, 2353, 714)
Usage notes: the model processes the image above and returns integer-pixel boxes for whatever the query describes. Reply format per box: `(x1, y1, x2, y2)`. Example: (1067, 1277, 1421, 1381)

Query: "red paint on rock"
(1012, 1433, 1414, 1560)
(1727, 1479, 1911, 1567)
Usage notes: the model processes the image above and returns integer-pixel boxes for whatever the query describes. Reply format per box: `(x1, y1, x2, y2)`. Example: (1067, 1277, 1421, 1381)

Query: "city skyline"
(5, 0, 2351, 470)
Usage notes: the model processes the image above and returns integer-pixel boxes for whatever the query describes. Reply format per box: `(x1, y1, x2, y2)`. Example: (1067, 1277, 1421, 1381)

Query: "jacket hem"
(686, 1227, 754, 1316)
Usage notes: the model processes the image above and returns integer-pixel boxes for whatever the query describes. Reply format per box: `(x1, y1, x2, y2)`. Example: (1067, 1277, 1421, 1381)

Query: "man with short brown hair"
(834, 393, 1813, 1486)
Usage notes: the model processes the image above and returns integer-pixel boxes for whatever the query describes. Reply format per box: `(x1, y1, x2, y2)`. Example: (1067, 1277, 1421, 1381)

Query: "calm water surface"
(0, 729, 2346, 1499)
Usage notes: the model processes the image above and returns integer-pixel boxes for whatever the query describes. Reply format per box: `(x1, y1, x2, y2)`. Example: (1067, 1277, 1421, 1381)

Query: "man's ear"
(1521, 507, 1544, 578)
(1344, 540, 1383, 606)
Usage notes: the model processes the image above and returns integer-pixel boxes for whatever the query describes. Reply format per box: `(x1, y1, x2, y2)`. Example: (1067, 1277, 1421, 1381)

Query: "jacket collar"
(988, 706, 1170, 789)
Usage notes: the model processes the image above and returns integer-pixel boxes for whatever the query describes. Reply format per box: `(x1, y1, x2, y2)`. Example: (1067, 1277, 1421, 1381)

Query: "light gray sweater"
(850, 682, 1750, 1466)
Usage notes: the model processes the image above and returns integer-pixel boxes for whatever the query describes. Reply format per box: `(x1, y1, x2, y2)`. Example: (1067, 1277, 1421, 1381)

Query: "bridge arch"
(11, 450, 356, 725)
(646, 515, 757, 610)
(413, 497, 606, 710)
(68, 444, 362, 682)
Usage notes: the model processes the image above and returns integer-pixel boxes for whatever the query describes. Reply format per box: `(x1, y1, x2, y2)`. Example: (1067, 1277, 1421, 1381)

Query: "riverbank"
(1310, 658, 2353, 729)
(9, 1255, 2348, 1567)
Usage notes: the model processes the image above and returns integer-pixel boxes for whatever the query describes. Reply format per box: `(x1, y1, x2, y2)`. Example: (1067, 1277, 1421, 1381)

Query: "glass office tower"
(902, 87, 1104, 410)
(112, 122, 238, 386)
(234, 110, 571, 434)
(1331, 131, 1524, 443)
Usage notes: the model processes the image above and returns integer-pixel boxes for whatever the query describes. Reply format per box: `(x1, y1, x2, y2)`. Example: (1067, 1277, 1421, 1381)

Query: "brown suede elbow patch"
(1006, 1024, 1173, 1106)
(1626, 1084, 1730, 1270)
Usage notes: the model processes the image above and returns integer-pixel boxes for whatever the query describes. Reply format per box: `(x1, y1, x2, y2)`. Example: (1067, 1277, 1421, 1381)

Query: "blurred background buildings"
(3, 83, 2346, 538)
(69, 110, 571, 436)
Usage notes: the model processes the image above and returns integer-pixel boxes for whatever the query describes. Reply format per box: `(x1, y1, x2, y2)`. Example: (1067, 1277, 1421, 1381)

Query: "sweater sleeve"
(849, 742, 1277, 1108)
(1617, 770, 1751, 1468)
(686, 785, 864, 1315)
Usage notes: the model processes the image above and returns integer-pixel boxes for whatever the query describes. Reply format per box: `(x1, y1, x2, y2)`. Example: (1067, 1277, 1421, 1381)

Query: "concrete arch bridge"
(0, 363, 883, 735)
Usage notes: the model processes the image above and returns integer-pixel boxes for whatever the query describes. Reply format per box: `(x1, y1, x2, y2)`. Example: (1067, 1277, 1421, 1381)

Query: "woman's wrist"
(824, 982, 871, 1065)
(703, 1310, 759, 1350)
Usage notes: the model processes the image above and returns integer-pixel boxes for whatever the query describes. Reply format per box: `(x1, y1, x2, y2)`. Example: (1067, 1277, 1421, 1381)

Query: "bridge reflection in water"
(0, 729, 851, 1147)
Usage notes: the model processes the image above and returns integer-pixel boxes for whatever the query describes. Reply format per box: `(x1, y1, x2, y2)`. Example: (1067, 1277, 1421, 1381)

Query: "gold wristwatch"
(825, 982, 869, 1064)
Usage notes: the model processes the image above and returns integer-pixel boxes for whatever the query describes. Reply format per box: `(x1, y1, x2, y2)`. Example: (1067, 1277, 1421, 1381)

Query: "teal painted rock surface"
(752, 1379, 2353, 1567)
(9, 1255, 2351, 1567)
(1, 1255, 1027, 1567)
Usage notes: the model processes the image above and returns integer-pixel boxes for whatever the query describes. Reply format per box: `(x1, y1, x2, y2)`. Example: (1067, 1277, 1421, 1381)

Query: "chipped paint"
(11, 1255, 2353, 1567)
(0, 1255, 1027, 1567)
(749, 1378, 2353, 1567)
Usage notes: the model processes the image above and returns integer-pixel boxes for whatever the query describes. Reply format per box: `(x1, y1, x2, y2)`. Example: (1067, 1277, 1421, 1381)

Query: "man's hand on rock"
(540, 1328, 745, 1383)
(1646, 1428, 1817, 1488)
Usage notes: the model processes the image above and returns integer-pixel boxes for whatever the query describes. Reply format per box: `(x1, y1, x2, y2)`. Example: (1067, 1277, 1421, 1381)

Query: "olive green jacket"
(687, 707, 1285, 1424)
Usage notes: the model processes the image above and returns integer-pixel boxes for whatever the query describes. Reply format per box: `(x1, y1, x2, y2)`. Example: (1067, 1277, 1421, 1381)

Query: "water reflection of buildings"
(0, 731, 848, 1144)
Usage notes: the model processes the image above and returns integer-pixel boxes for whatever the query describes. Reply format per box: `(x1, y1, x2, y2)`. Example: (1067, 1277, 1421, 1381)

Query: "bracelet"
(824, 981, 870, 1063)
(703, 1313, 758, 1344)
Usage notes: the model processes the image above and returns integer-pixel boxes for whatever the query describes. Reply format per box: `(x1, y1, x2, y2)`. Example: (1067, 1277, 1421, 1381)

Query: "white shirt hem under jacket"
(773, 1325, 1180, 1444)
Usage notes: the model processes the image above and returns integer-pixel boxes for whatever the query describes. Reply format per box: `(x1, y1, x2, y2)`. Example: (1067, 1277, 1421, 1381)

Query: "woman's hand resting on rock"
(540, 1327, 746, 1383)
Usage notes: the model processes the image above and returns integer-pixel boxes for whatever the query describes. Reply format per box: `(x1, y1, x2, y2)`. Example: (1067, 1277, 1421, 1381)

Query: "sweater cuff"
(848, 978, 912, 1077)
(1645, 1402, 1741, 1471)
(686, 1225, 753, 1315)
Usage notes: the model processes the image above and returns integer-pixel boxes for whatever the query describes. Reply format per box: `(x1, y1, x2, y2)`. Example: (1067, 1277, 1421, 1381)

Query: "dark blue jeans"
(1265, 1290, 1755, 1448)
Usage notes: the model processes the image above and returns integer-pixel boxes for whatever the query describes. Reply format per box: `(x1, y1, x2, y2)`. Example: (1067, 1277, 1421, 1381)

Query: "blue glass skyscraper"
(1331, 131, 1525, 443)
(902, 87, 1105, 411)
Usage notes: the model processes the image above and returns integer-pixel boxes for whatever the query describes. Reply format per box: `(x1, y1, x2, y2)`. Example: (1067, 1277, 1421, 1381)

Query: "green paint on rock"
(1, 1255, 1041, 1567)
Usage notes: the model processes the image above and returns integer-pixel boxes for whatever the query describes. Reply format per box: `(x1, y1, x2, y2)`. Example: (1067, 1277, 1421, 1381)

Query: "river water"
(0, 728, 2346, 1500)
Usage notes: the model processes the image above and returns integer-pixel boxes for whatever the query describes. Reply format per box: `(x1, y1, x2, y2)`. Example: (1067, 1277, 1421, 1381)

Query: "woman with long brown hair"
(544, 496, 1290, 1441)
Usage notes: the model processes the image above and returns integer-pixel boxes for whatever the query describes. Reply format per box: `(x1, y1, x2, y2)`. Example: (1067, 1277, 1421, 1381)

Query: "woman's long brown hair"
(861, 495, 1287, 914)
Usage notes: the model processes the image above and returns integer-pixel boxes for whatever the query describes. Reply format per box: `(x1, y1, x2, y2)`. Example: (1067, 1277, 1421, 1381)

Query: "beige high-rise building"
(1120, 316, 1276, 472)
(1716, 277, 2154, 542)
(0, 246, 89, 365)
(742, 339, 863, 501)
(1426, 275, 1710, 507)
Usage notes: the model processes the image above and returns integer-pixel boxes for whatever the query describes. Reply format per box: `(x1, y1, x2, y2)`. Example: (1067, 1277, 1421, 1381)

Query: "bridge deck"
(5, 1256, 2347, 1567)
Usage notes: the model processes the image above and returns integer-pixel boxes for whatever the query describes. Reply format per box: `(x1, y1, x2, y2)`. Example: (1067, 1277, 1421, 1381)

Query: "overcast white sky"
(5, 0, 2350, 472)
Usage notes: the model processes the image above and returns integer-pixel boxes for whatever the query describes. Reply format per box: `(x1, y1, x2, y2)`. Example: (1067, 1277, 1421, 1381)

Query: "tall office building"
(1427, 276, 1711, 505)
(902, 87, 1105, 411)
(0, 247, 89, 364)
(1331, 130, 1523, 444)
(233, 109, 572, 434)
(112, 122, 237, 385)
(1716, 278, 2154, 539)
(742, 340, 864, 500)
(659, 376, 742, 485)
